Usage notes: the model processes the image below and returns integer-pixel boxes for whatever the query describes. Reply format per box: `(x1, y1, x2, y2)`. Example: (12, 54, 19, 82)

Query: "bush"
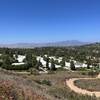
(88, 71, 99, 77)
(48, 70, 55, 74)
(81, 72, 87, 75)
(56, 67, 65, 71)
(35, 80, 52, 86)
(76, 67, 87, 71)
(29, 68, 39, 75)
(0, 62, 3, 67)
(1, 64, 29, 70)
(41, 80, 52, 86)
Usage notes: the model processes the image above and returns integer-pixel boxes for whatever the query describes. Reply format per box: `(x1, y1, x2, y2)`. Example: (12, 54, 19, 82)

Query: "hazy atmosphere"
(0, 0, 100, 43)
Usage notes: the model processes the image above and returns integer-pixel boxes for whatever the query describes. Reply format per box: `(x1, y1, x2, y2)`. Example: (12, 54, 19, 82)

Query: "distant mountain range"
(0, 40, 90, 48)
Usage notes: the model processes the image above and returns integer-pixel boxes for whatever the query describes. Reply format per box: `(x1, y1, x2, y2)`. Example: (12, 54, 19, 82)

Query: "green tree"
(26, 53, 33, 67)
(60, 58, 65, 67)
(26, 54, 37, 68)
(70, 61, 75, 70)
(2, 55, 13, 69)
(86, 58, 91, 69)
(36, 60, 43, 70)
(51, 58, 56, 71)
(45, 56, 50, 70)
(32, 56, 37, 67)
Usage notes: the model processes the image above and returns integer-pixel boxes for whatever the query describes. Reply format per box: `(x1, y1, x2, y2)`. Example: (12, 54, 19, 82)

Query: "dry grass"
(74, 79, 100, 92)
(0, 70, 99, 100)
(0, 70, 50, 100)
(27, 71, 99, 100)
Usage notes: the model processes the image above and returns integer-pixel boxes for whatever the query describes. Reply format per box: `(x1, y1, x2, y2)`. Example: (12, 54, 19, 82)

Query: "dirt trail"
(66, 74, 100, 97)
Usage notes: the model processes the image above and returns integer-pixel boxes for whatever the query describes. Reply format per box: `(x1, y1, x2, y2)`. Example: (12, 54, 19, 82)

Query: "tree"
(70, 61, 75, 70)
(60, 58, 65, 67)
(35, 60, 42, 70)
(51, 58, 56, 71)
(45, 56, 50, 70)
(86, 58, 91, 69)
(2, 55, 13, 69)
(32, 56, 37, 66)
(26, 53, 33, 67)
(15, 54, 18, 60)
(26, 53, 37, 68)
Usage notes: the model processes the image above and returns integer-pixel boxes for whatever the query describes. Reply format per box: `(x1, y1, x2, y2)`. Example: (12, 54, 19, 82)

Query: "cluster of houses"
(0, 53, 97, 72)
(36, 55, 91, 70)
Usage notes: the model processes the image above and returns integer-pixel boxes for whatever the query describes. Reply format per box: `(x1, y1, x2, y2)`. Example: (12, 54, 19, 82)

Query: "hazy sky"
(0, 0, 100, 43)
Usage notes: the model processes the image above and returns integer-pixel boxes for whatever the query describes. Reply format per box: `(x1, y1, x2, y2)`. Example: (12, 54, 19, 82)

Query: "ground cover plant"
(74, 79, 100, 92)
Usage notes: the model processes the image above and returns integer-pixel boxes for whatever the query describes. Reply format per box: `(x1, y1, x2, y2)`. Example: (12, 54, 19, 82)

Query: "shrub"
(48, 70, 55, 74)
(35, 80, 52, 86)
(0, 61, 3, 67)
(29, 68, 39, 75)
(81, 72, 87, 75)
(88, 71, 99, 77)
(41, 80, 52, 86)
(56, 67, 65, 71)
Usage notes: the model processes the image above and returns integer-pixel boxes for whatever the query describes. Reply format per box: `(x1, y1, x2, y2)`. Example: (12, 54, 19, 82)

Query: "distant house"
(12, 55, 26, 66)
(12, 62, 25, 66)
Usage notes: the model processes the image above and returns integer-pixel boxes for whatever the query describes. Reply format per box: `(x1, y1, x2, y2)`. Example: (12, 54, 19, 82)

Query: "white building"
(12, 62, 25, 66)
(12, 55, 26, 66)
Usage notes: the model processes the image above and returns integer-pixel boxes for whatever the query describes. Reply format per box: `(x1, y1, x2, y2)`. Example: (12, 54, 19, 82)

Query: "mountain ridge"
(0, 40, 90, 48)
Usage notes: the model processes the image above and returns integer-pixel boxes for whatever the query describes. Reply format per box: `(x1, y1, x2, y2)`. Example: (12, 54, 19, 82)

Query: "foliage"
(29, 68, 39, 75)
(75, 79, 100, 92)
(26, 53, 37, 68)
(50, 58, 56, 71)
(35, 79, 52, 86)
(48, 86, 97, 100)
(60, 58, 65, 67)
(88, 71, 99, 77)
(45, 56, 50, 70)
(70, 61, 76, 70)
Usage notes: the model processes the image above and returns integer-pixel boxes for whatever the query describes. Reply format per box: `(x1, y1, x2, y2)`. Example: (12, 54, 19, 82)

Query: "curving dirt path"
(66, 74, 100, 97)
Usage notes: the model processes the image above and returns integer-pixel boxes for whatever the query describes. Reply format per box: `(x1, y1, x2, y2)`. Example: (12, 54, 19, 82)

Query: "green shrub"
(88, 71, 99, 77)
(56, 67, 65, 71)
(48, 70, 55, 74)
(81, 72, 87, 75)
(0, 62, 3, 67)
(29, 68, 39, 75)
(35, 80, 52, 86)
(41, 80, 52, 86)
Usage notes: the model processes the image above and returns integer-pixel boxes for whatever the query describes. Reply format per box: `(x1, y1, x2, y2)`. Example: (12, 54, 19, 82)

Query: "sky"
(0, 0, 100, 43)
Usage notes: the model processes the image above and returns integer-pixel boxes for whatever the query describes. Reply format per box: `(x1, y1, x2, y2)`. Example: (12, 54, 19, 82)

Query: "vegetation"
(35, 79, 52, 86)
(45, 56, 50, 70)
(70, 61, 76, 70)
(88, 70, 99, 77)
(0, 43, 100, 71)
(0, 44, 100, 99)
(75, 79, 100, 92)
(50, 58, 56, 71)
(29, 70, 99, 100)
(26, 53, 37, 68)
(60, 58, 65, 67)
